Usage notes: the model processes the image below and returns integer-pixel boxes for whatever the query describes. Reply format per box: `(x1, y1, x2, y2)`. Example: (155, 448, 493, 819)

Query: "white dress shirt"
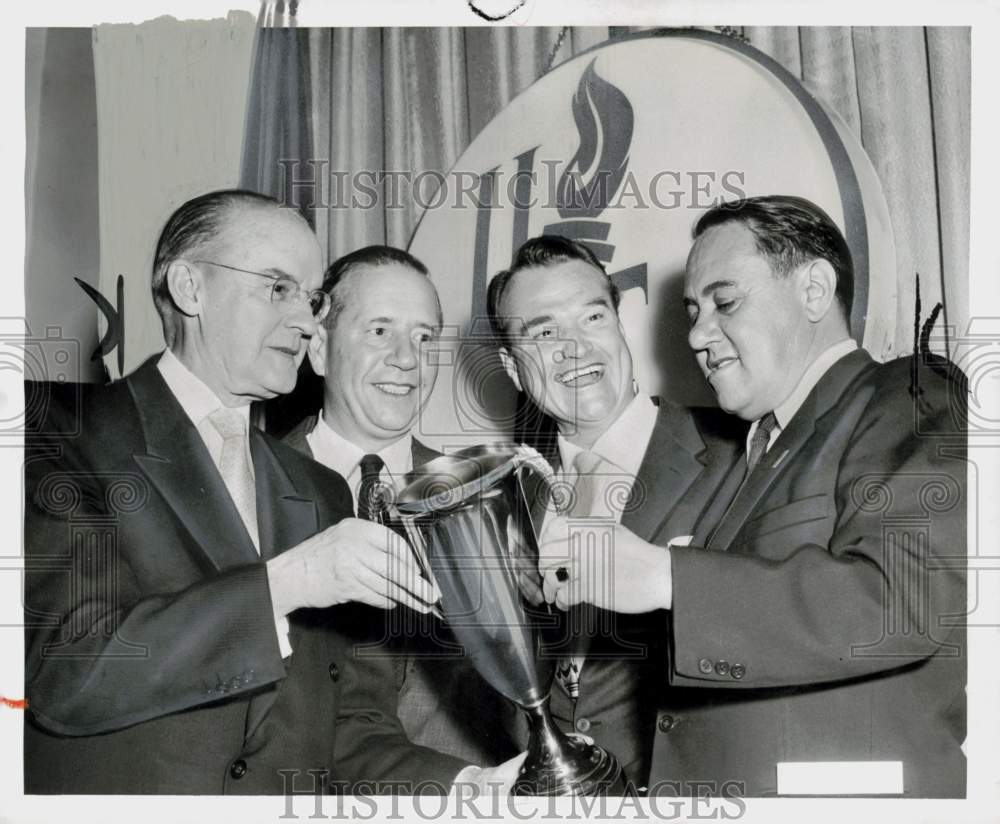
(157, 349, 292, 657)
(306, 413, 414, 510)
(556, 390, 659, 523)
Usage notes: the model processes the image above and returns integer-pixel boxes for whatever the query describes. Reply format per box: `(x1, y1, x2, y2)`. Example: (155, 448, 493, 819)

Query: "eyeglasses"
(194, 259, 331, 321)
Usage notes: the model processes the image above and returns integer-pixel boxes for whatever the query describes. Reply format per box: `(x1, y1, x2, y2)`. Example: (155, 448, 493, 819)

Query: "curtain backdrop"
(242, 24, 970, 361)
(92, 12, 257, 377)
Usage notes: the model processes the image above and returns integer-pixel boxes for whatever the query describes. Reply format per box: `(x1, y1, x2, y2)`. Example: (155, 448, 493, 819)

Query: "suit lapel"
(283, 413, 317, 458)
(706, 349, 876, 551)
(245, 429, 321, 742)
(251, 432, 320, 561)
(411, 437, 440, 469)
(127, 359, 258, 570)
(621, 404, 711, 542)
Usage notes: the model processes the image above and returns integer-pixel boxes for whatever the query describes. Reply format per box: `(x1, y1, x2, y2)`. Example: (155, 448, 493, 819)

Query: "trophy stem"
(513, 697, 626, 796)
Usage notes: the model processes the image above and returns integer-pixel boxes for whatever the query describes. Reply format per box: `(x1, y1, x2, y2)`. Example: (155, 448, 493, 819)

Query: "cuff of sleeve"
(450, 765, 483, 796)
(274, 614, 293, 659)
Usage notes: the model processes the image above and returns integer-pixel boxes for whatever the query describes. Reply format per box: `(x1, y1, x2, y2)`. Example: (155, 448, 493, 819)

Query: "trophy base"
(511, 702, 627, 796)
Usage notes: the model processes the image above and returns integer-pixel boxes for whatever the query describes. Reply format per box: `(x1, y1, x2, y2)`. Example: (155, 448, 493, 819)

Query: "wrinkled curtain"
(92, 12, 257, 377)
(242, 23, 969, 362)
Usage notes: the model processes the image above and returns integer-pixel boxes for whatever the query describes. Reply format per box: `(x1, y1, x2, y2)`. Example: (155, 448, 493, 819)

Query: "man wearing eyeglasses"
(24, 189, 514, 794)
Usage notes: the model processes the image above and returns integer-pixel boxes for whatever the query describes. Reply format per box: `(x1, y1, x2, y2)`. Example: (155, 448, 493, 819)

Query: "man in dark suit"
(486, 236, 743, 787)
(283, 245, 517, 767)
(23, 190, 517, 794)
(538, 196, 967, 797)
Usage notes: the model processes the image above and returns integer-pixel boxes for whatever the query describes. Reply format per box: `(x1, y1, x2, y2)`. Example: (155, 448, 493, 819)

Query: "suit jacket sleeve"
(24, 439, 290, 736)
(667, 362, 966, 688)
(332, 605, 472, 792)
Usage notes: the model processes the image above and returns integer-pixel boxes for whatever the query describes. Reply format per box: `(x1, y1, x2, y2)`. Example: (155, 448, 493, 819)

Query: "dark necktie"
(357, 453, 387, 523)
(745, 411, 779, 477)
(703, 411, 779, 548)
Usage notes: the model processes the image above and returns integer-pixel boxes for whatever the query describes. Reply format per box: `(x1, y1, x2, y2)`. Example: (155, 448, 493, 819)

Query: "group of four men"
(24, 189, 966, 797)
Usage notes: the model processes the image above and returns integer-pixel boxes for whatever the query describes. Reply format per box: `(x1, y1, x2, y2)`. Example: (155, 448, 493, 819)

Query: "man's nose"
(284, 298, 320, 337)
(387, 336, 418, 369)
(687, 310, 719, 353)
(560, 327, 593, 359)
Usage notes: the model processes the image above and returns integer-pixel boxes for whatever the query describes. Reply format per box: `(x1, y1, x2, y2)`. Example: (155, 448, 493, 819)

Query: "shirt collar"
(772, 338, 858, 430)
(557, 390, 658, 477)
(307, 412, 413, 485)
(157, 348, 250, 430)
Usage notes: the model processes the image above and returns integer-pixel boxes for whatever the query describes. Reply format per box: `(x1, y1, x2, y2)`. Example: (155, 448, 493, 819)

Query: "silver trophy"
(392, 444, 625, 796)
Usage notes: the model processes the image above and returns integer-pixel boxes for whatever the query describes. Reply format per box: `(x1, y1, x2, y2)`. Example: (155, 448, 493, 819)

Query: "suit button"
(230, 758, 248, 780)
(657, 715, 675, 733)
(714, 660, 730, 676)
(328, 662, 340, 682)
(698, 657, 714, 674)
(575, 718, 591, 733)
(731, 663, 746, 680)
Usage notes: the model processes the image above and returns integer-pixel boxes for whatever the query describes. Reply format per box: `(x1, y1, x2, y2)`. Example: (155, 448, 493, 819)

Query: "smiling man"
(23, 191, 517, 795)
(487, 235, 742, 787)
(537, 197, 967, 797)
(284, 245, 518, 767)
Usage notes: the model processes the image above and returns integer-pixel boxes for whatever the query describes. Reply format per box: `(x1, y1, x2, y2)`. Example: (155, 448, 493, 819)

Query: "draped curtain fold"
(243, 24, 970, 360)
(93, 12, 257, 377)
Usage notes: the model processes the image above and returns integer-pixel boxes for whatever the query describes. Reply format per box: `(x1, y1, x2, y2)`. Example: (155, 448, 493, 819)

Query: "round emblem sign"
(410, 28, 893, 448)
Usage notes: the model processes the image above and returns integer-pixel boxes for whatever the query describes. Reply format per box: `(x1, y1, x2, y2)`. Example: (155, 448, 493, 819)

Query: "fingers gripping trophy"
(391, 444, 626, 796)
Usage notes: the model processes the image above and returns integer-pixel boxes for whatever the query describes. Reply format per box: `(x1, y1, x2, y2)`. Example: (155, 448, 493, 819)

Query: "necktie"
(208, 407, 259, 551)
(555, 449, 605, 701)
(704, 411, 779, 548)
(568, 449, 604, 518)
(745, 411, 779, 476)
(357, 453, 387, 523)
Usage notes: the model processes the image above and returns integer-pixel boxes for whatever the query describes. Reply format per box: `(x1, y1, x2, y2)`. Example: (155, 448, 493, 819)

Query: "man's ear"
(307, 325, 328, 377)
(165, 260, 203, 317)
(801, 258, 838, 323)
(498, 347, 523, 393)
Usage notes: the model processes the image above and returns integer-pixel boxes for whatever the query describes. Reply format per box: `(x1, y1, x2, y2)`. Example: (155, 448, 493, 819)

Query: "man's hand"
(266, 518, 440, 616)
(452, 752, 529, 796)
(537, 515, 673, 613)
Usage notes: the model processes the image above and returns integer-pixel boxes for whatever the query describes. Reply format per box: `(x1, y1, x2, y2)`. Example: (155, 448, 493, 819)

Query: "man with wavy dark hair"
(488, 234, 743, 787)
(539, 196, 967, 797)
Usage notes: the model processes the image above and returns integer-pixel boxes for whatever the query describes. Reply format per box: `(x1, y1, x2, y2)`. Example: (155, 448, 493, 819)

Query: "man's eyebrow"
(522, 312, 555, 330)
(700, 279, 739, 296)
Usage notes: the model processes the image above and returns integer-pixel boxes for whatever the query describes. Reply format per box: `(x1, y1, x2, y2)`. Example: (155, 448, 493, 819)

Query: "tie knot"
(755, 411, 778, 440)
(572, 449, 603, 477)
(208, 407, 247, 440)
(359, 453, 385, 482)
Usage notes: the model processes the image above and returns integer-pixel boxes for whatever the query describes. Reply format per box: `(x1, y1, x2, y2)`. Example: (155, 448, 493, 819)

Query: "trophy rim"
(395, 443, 522, 515)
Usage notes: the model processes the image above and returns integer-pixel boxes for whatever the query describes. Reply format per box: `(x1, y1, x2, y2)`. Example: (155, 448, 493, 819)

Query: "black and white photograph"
(4, 1, 998, 822)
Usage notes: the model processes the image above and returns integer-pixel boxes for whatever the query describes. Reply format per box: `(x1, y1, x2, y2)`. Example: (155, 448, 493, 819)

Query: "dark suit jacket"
(23, 357, 468, 794)
(519, 400, 744, 785)
(655, 350, 967, 797)
(283, 415, 518, 766)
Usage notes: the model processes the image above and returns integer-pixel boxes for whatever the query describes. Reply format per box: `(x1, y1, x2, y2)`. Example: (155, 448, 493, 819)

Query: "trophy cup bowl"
(393, 444, 625, 796)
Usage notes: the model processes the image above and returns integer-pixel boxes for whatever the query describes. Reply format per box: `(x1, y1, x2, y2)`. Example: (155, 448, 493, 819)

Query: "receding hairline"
(329, 259, 443, 327)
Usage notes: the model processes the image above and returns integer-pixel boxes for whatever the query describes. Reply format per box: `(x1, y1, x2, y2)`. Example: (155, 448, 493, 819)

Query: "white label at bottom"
(776, 761, 904, 795)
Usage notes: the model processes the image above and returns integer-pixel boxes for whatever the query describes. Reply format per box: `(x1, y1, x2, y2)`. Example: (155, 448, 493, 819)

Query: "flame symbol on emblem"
(556, 60, 635, 220)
